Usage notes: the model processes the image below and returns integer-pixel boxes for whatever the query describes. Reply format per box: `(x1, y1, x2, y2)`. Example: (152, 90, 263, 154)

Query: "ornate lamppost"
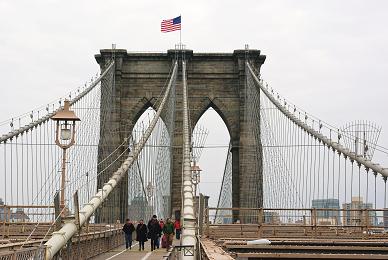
(52, 100, 80, 216)
(191, 161, 202, 197)
(146, 181, 154, 218)
(146, 181, 154, 203)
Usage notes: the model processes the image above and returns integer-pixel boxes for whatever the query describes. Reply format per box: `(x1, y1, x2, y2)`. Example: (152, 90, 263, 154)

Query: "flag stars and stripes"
(161, 16, 181, 33)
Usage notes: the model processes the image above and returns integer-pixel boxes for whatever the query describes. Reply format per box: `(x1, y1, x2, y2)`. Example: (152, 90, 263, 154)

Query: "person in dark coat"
(136, 219, 148, 251)
(122, 218, 135, 249)
(147, 215, 162, 251)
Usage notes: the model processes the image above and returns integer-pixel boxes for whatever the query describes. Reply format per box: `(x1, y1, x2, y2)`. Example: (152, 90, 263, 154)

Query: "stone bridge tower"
(95, 49, 266, 222)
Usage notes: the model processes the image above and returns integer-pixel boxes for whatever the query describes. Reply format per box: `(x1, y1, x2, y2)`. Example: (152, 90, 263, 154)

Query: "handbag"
(161, 234, 167, 248)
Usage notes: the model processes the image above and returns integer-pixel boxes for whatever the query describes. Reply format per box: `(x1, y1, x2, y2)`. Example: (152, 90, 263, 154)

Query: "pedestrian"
(159, 218, 165, 229)
(122, 218, 135, 249)
(158, 218, 165, 247)
(148, 215, 162, 251)
(162, 218, 175, 251)
(174, 219, 181, 240)
(136, 219, 148, 251)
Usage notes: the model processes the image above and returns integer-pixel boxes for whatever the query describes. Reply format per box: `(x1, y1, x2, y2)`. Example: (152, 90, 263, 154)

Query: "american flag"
(161, 16, 181, 33)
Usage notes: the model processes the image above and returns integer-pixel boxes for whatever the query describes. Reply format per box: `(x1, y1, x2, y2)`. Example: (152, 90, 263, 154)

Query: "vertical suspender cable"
(344, 156, 347, 204)
(358, 164, 361, 204)
(44, 61, 177, 259)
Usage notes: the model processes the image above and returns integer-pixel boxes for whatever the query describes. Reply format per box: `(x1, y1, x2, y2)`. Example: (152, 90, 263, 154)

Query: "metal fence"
(0, 227, 123, 259)
(206, 207, 388, 239)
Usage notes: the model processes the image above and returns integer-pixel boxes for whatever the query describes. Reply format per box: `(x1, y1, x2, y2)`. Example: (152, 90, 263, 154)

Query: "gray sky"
(1, 0, 388, 207)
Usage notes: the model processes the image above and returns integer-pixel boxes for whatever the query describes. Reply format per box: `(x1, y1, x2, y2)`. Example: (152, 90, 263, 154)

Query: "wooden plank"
(236, 252, 388, 259)
(200, 238, 234, 260)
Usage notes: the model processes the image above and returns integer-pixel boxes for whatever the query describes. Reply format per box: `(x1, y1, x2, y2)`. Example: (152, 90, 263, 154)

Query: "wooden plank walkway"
(200, 238, 234, 260)
(91, 240, 175, 260)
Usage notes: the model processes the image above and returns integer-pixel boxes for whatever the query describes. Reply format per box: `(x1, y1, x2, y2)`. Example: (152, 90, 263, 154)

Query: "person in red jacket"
(159, 218, 165, 229)
(174, 219, 181, 239)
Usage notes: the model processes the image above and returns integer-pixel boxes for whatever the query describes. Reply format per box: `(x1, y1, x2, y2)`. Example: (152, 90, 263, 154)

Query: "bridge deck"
(91, 240, 175, 260)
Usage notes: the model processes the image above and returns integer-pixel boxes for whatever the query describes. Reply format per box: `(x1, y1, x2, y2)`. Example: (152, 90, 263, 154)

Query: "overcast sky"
(1, 0, 388, 207)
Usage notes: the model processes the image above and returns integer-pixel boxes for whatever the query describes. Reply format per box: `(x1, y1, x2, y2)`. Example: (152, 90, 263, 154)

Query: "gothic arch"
(191, 97, 234, 140)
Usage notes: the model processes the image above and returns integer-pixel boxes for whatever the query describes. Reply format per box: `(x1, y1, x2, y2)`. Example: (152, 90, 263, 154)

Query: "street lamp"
(146, 181, 154, 204)
(52, 100, 80, 215)
(191, 161, 202, 197)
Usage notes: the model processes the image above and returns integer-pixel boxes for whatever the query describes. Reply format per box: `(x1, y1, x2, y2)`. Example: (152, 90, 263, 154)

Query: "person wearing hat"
(147, 214, 162, 251)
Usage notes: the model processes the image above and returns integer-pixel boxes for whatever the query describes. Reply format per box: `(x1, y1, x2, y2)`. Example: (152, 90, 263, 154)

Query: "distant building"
(128, 196, 153, 221)
(0, 199, 31, 223)
(342, 197, 377, 226)
(263, 211, 281, 224)
(383, 209, 388, 230)
(0, 198, 11, 222)
(312, 199, 340, 225)
(10, 208, 30, 222)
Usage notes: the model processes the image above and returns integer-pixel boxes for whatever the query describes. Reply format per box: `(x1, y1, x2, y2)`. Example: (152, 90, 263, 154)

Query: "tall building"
(10, 208, 30, 223)
(0, 198, 11, 222)
(342, 197, 377, 226)
(128, 196, 153, 222)
(263, 211, 281, 224)
(383, 209, 388, 230)
(312, 199, 340, 225)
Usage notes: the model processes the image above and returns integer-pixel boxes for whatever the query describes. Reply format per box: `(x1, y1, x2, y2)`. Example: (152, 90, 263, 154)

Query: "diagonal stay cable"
(43, 61, 178, 259)
(246, 62, 388, 179)
(0, 61, 114, 143)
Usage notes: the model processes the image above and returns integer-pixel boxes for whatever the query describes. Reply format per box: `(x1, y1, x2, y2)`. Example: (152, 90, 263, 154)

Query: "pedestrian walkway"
(91, 240, 174, 260)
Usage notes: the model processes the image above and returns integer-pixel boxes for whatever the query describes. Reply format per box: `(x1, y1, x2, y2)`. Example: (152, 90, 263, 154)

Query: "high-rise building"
(383, 209, 388, 230)
(10, 208, 30, 223)
(312, 199, 340, 225)
(0, 198, 11, 222)
(263, 211, 281, 224)
(128, 196, 153, 221)
(342, 197, 377, 226)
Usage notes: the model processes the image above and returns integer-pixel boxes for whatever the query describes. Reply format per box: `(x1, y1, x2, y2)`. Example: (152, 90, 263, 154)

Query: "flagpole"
(179, 14, 182, 47)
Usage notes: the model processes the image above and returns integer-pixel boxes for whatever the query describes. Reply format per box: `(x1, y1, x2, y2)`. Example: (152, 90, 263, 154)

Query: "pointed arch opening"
(193, 106, 231, 208)
(128, 106, 172, 220)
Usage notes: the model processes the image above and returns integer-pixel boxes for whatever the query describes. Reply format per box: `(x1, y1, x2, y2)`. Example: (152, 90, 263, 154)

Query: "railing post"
(258, 208, 263, 225)
(365, 209, 370, 238)
(54, 192, 61, 231)
(7, 207, 10, 238)
(198, 194, 204, 236)
(206, 208, 210, 237)
(1, 205, 5, 239)
(311, 208, 315, 237)
(258, 208, 264, 237)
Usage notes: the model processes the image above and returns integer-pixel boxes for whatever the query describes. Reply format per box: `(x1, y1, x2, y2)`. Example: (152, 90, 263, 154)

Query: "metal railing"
(0, 226, 123, 259)
(0, 246, 45, 260)
(205, 207, 388, 239)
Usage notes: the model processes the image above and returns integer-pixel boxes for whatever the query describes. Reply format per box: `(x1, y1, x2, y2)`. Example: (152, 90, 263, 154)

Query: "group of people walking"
(122, 215, 181, 252)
